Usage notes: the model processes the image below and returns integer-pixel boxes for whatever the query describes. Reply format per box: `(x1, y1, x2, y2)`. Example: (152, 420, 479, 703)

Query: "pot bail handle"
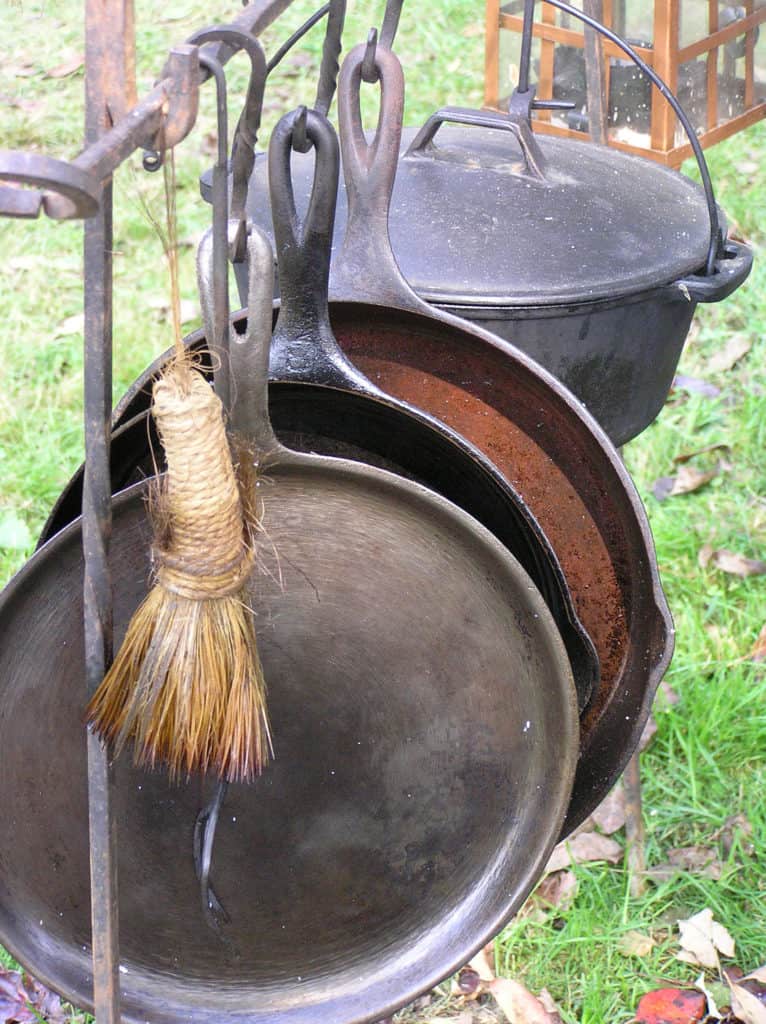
(404, 106, 548, 182)
(332, 41, 425, 312)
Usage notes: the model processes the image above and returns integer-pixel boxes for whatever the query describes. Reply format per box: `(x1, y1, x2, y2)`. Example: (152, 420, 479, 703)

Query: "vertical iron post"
(83, 1, 123, 1019)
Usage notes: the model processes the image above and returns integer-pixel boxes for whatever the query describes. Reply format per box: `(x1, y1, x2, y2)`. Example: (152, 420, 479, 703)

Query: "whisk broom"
(85, 151, 271, 783)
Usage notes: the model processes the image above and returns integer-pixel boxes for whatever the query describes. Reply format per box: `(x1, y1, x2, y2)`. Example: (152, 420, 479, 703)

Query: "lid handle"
(404, 105, 548, 182)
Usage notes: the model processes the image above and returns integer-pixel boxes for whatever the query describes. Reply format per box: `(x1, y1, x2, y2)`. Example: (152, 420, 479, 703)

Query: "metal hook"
(142, 149, 163, 172)
(291, 104, 311, 154)
(361, 26, 379, 83)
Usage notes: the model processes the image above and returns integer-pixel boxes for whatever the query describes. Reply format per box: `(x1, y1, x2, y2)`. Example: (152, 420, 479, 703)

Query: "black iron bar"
(198, 53, 232, 409)
(266, 2, 330, 73)
(82, 1, 120, 1020)
(518, 0, 536, 94)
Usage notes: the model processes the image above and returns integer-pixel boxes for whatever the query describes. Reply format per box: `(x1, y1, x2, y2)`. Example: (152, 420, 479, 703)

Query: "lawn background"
(0, 2, 764, 1022)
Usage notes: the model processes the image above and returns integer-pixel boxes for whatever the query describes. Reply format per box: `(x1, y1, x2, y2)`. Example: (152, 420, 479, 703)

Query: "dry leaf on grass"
(653, 463, 722, 501)
(0, 967, 71, 1024)
(639, 715, 658, 752)
(53, 312, 84, 338)
(677, 908, 735, 970)
(44, 53, 84, 78)
(657, 680, 680, 706)
(692, 972, 726, 1020)
(706, 334, 753, 374)
(634, 987, 707, 1023)
(461, 21, 484, 36)
(490, 979, 560, 1023)
(707, 549, 766, 578)
(666, 845, 723, 880)
(674, 443, 731, 464)
(617, 930, 656, 957)
(728, 966, 766, 1024)
(672, 374, 721, 398)
(713, 813, 754, 857)
(545, 831, 623, 873)
(589, 781, 626, 835)
(532, 870, 578, 911)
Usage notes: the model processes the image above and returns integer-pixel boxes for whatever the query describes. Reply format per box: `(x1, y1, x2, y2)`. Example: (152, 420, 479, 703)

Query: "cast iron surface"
(0, 226, 578, 1024)
(40, 107, 600, 711)
(39, 44, 674, 836)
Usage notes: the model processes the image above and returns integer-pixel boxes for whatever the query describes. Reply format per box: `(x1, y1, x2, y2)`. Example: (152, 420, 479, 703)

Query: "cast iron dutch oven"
(225, 76, 752, 447)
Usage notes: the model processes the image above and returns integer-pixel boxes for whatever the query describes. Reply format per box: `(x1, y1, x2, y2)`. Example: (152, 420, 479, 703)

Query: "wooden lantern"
(485, 0, 766, 167)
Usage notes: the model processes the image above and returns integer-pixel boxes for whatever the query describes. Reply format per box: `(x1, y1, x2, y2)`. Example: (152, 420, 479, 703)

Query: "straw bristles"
(84, 357, 272, 783)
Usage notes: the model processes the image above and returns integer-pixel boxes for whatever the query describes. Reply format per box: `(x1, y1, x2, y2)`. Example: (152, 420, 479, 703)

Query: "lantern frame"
(484, 0, 766, 167)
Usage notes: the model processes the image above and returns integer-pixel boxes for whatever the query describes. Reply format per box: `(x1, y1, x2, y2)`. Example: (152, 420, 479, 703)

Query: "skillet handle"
(231, 226, 285, 456)
(268, 106, 374, 390)
(331, 43, 426, 314)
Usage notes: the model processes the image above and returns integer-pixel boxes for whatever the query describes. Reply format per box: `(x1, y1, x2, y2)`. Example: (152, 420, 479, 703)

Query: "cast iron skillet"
(39, 115, 601, 712)
(0, 219, 579, 1024)
(38, 44, 673, 836)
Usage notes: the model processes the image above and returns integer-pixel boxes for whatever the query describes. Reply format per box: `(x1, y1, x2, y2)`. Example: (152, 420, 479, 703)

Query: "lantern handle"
(514, 0, 722, 275)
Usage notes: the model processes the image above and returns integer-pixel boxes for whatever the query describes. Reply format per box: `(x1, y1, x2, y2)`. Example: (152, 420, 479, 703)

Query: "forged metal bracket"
(0, 44, 200, 221)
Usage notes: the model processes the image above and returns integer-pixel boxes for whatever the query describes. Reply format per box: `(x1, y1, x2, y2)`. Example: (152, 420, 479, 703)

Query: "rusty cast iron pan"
(0, 224, 579, 1024)
(38, 45, 673, 836)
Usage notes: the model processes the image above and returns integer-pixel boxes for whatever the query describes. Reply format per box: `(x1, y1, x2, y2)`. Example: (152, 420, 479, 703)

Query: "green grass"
(1, 2, 765, 1022)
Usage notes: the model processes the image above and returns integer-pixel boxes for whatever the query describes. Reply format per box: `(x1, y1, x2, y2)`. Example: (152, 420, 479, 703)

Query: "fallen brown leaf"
(590, 781, 626, 835)
(706, 333, 752, 374)
(12, 60, 38, 77)
(639, 715, 658, 752)
(44, 53, 84, 78)
(617, 930, 656, 957)
(53, 312, 84, 338)
(490, 978, 559, 1023)
(667, 845, 723, 880)
(545, 831, 623, 873)
(674, 442, 731, 464)
(710, 549, 766, 578)
(531, 869, 578, 911)
(699, 543, 714, 568)
(713, 813, 754, 857)
(657, 681, 681, 706)
(672, 374, 721, 398)
(538, 989, 562, 1018)
(677, 908, 735, 970)
(653, 463, 722, 501)
(461, 22, 484, 36)
(750, 624, 766, 661)
(728, 976, 766, 1024)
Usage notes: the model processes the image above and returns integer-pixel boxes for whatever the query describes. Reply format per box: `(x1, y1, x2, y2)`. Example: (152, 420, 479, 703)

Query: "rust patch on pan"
(334, 307, 631, 741)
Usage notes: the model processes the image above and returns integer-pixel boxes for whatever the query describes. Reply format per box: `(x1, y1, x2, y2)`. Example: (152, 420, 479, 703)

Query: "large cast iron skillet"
(39, 45, 673, 836)
(0, 218, 579, 1024)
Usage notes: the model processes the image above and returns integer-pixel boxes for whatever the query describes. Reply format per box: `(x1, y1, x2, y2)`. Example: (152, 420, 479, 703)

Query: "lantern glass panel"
(679, 1, 710, 48)
(677, 58, 708, 138)
(619, 3, 653, 46)
(757, 25, 766, 101)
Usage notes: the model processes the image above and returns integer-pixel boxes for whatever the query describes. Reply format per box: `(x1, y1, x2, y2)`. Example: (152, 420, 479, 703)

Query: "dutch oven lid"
(228, 108, 718, 308)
